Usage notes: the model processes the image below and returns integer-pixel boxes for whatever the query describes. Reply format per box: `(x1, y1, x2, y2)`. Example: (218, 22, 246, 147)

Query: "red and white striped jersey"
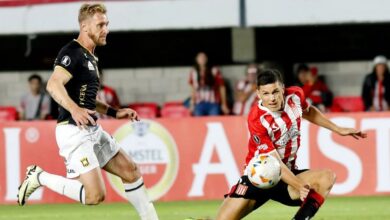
(245, 86, 310, 170)
(373, 80, 388, 111)
(188, 67, 224, 104)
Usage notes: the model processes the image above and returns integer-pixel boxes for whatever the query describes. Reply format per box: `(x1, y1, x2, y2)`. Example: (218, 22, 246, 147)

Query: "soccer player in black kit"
(17, 4, 159, 220)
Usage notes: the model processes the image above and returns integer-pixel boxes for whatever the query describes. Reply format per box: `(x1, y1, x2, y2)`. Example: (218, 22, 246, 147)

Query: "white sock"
(124, 177, 159, 220)
(38, 171, 85, 204)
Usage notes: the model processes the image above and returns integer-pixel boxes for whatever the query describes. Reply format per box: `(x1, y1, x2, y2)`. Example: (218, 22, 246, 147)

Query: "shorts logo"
(67, 169, 75, 174)
(80, 157, 89, 167)
(235, 184, 248, 196)
(61, 55, 71, 66)
(253, 135, 260, 144)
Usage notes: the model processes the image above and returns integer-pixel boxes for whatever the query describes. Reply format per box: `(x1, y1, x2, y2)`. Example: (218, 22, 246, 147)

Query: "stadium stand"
(330, 96, 365, 112)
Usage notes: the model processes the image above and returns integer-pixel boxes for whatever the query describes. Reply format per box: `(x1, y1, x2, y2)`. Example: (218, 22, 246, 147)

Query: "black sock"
(292, 190, 324, 220)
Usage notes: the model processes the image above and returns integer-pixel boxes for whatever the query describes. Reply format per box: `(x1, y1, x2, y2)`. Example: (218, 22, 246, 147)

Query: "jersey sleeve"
(291, 86, 310, 112)
(53, 47, 79, 78)
(248, 117, 275, 155)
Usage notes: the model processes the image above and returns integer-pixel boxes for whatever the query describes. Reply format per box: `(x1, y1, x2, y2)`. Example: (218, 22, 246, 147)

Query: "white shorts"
(55, 124, 121, 178)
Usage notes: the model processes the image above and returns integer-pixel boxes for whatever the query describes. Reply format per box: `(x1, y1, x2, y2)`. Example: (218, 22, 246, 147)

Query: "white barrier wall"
(0, 61, 376, 107)
(3, 0, 390, 34)
(307, 61, 374, 97)
(246, 0, 390, 27)
(0, 65, 247, 107)
(0, 0, 240, 35)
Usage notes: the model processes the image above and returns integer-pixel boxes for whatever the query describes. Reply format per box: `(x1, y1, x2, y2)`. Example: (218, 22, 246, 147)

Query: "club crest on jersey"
(253, 135, 260, 144)
(80, 157, 89, 167)
(61, 55, 71, 66)
(88, 61, 95, 70)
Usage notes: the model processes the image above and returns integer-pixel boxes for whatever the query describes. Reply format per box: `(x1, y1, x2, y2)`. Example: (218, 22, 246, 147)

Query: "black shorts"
(225, 169, 308, 210)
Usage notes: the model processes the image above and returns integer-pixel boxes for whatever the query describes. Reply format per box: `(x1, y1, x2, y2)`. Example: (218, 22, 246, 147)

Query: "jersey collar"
(73, 39, 99, 61)
(258, 99, 284, 116)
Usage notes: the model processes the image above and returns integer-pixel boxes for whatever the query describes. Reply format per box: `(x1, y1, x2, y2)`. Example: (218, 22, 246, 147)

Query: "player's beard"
(89, 32, 106, 46)
(96, 35, 107, 46)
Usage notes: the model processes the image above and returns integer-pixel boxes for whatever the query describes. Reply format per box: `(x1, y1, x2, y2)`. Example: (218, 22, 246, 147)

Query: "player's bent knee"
(85, 191, 106, 205)
(324, 169, 337, 186)
(318, 169, 336, 190)
(85, 194, 105, 205)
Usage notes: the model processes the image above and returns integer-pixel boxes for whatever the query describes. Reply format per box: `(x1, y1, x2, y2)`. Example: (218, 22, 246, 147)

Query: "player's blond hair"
(78, 3, 107, 23)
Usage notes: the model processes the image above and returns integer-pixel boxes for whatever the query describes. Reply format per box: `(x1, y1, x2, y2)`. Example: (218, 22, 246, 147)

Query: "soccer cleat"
(17, 165, 43, 206)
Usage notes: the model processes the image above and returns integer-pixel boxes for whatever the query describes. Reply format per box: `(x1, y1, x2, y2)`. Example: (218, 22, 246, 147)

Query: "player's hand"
(299, 184, 310, 201)
(116, 108, 139, 121)
(70, 106, 96, 129)
(336, 127, 367, 139)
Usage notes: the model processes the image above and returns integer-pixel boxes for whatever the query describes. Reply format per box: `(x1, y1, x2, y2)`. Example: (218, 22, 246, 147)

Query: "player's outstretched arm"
(302, 105, 367, 139)
(96, 100, 139, 121)
(115, 108, 139, 121)
(270, 151, 310, 201)
(47, 66, 96, 127)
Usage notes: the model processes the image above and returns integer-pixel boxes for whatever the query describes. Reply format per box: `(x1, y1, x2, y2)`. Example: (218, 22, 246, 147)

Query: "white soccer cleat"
(17, 165, 43, 206)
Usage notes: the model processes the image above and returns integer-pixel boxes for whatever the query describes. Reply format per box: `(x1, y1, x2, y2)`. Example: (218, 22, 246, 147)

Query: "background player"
(216, 69, 367, 220)
(17, 4, 158, 220)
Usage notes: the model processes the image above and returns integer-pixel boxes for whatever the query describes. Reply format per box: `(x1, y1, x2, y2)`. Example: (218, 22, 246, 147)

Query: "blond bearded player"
(216, 69, 367, 220)
(17, 4, 159, 220)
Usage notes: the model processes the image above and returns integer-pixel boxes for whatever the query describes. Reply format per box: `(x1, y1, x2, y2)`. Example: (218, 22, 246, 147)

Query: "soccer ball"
(246, 154, 282, 189)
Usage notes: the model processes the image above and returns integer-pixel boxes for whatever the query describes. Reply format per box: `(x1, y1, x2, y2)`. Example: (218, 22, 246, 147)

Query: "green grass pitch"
(0, 196, 389, 220)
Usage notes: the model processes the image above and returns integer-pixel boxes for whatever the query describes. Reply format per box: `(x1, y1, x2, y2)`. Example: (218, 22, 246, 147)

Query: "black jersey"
(54, 40, 100, 125)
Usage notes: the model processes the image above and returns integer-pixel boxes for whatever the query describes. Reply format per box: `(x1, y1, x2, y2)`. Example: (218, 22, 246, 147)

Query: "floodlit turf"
(0, 196, 389, 220)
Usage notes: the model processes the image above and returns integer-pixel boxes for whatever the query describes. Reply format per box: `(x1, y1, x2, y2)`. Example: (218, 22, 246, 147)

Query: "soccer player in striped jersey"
(217, 69, 367, 220)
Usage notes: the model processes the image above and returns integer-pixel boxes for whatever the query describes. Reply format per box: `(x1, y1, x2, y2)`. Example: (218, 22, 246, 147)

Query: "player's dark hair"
(257, 69, 284, 88)
(28, 74, 42, 83)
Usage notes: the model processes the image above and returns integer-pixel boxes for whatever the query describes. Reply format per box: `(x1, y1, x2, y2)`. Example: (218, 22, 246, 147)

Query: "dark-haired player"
(216, 69, 366, 220)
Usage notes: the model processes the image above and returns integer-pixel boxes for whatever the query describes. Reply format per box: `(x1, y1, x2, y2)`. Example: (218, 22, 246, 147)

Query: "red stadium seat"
(163, 101, 183, 107)
(330, 96, 365, 112)
(0, 106, 18, 121)
(161, 102, 191, 118)
(128, 102, 159, 119)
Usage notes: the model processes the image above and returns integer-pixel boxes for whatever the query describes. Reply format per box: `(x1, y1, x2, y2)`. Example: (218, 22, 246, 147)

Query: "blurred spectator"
(19, 74, 50, 120)
(97, 69, 121, 118)
(295, 63, 310, 87)
(233, 64, 259, 115)
(361, 55, 390, 111)
(189, 52, 229, 116)
(302, 66, 333, 112)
